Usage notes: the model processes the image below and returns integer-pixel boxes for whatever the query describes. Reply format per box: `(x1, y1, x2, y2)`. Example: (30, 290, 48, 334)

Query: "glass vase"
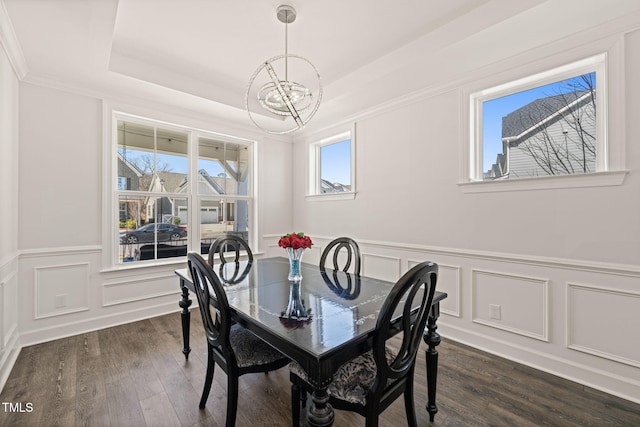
(287, 247, 304, 282)
(283, 281, 310, 320)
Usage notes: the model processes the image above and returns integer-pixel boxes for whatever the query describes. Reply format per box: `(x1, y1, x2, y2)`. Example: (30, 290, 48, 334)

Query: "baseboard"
(18, 301, 179, 348)
(441, 322, 640, 406)
(0, 327, 20, 393)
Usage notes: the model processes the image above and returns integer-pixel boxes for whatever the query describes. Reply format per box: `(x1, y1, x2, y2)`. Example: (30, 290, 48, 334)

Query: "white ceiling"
(4, 0, 640, 134)
(108, 0, 493, 110)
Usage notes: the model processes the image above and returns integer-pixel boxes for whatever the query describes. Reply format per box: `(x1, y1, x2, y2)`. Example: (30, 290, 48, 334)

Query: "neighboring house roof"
(158, 169, 237, 196)
(485, 89, 595, 177)
(154, 171, 188, 193)
(484, 153, 507, 180)
(320, 179, 350, 193)
(502, 90, 591, 142)
(198, 170, 225, 194)
(117, 153, 143, 177)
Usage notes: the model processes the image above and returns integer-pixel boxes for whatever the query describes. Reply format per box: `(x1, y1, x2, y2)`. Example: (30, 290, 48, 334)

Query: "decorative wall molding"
(0, 0, 28, 79)
(409, 259, 461, 317)
(436, 264, 461, 318)
(102, 273, 178, 307)
(18, 300, 177, 348)
(20, 245, 102, 258)
(361, 253, 401, 282)
(0, 268, 17, 349)
(271, 234, 640, 278)
(567, 282, 640, 368)
(471, 269, 549, 341)
(301, 19, 640, 140)
(0, 323, 19, 393)
(0, 254, 17, 272)
(34, 262, 90, 319)
(0, 281, 4, 350)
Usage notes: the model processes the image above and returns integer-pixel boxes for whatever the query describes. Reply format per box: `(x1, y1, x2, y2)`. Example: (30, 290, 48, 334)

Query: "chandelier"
(245, 5, 322, 135)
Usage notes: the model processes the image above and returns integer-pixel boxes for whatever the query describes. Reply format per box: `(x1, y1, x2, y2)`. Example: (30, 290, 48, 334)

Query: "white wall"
(289, 21, 640, 403)
(0, 36, 20, 388)
(2, 0, 639, 407)
(13, 82, 294, 346)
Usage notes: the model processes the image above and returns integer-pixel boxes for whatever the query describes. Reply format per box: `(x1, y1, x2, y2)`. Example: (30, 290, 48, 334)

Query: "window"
(465, 54, 626, 190)
(114, 113, 254, 265)
(307, 128, 356, 200)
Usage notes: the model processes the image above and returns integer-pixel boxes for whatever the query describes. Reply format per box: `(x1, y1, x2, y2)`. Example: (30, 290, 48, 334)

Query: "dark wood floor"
(1, 311, 639, 426)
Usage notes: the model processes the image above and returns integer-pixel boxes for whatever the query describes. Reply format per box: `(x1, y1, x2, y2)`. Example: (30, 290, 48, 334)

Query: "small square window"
(320, 139, 351, 193)
(469, 54, 607, 184)
(307, 129, 356, 200)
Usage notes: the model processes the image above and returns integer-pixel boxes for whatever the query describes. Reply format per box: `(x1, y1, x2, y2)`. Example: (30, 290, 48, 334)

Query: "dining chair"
(208, 234, 253, 265)
(319, 237, 361, 275)
(320, 269, 361, 299)
(290, 261, 438, 427)
(187, 252, 290, 427)
(208, 234, 253, 284)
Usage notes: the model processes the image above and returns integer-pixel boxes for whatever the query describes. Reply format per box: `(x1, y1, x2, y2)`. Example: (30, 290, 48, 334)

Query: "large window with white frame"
(468, 54, 610, 186)
(114, 113, 254, 265)
(307, 128, 356, 200)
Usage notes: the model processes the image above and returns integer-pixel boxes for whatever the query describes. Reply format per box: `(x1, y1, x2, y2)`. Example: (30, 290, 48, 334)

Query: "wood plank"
(105, 374, 146, 426)
(74, 332, 109, 426)
(140, 392, 182, 427)
(2, 313, 640, 427)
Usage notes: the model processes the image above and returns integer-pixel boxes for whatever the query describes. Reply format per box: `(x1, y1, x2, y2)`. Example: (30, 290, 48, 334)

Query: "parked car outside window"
(120, 223, 187, 244)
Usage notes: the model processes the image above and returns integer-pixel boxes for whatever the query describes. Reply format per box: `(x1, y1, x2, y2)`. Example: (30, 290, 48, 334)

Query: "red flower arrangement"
(278, 232, 313, 250)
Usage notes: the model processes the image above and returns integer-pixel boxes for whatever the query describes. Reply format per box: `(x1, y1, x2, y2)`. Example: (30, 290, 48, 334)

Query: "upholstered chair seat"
(230, 324, 287, 368)
(290, 261, 438, 427)
(290, 347, 396, 405)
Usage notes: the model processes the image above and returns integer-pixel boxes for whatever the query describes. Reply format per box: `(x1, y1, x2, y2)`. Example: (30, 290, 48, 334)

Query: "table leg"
(306, 387, 334, 427)
(424, 302, 441, 422)
(179, 278, 192, 359)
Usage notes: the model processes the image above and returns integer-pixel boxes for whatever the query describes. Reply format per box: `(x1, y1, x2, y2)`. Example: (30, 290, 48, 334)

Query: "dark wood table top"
(176, 256, 447, 426)
(176, 256, 446, 367)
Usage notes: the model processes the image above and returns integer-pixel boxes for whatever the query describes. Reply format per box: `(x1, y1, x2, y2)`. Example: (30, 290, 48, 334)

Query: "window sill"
(305, 192, 357, 202)
(101, 257, 186, 273)
(458, 170, 628, 193)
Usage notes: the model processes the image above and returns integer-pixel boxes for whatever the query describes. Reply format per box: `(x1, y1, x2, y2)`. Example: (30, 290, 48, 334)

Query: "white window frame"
(103, 108, 257, 270)
(461, 52, 627, 193)
(306, 125, 356, 201)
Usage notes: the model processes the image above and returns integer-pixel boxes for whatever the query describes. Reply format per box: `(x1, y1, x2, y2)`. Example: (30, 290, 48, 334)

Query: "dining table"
(175, 256, 447, 426)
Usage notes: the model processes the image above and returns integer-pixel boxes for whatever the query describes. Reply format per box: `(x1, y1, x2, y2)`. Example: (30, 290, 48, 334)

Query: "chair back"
(373, 262, 438, 382)
(208, 234, 253, 284)
(187, 252, 232, 350)
(320, 237, 361, 275)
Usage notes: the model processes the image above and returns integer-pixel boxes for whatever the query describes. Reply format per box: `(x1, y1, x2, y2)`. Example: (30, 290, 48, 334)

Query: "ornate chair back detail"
(208, 234, 253, 285)
(290, 261, 438, 427)
(187, 252, 289, 427)
(320, 237, 361, 275)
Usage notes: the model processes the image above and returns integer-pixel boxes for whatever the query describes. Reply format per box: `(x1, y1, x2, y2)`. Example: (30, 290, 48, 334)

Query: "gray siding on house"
(117, 157, 141, 190)
(486, 90, 596, 179)
(508, 101, 596, 178)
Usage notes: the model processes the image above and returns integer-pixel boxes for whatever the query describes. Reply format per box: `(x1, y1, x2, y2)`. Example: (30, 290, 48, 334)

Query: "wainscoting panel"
(0, 280, 4, 351)
(34, 263, 90, 319)
(18, 247, 181, 348)
(103, 273, 178, 307)
(361, 253, 401, 282)
(409, 259, 461, 317)
(438, 264, 461, 317)
(567, 283, 640, 368)
(0, 262, 19, 394)
(471, 269, 548, 341)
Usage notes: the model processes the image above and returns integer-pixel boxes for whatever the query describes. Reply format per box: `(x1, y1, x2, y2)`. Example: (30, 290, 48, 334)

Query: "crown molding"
(0, 0, 28, 79)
